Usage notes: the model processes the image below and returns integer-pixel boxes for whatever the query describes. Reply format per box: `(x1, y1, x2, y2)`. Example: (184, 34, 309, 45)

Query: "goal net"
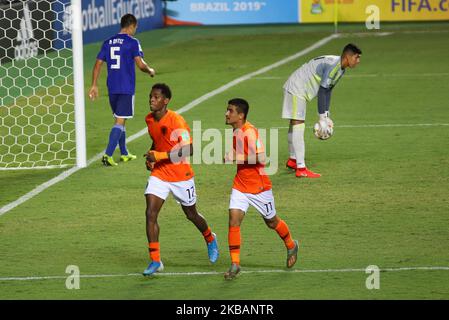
(0, 0, 85, 170)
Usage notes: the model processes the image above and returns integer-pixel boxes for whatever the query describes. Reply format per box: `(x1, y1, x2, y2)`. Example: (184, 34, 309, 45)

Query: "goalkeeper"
(282, 43, 362, 178)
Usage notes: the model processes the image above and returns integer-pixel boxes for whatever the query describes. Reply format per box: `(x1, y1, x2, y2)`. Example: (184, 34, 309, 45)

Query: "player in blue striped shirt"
(88, 14, 155, 166)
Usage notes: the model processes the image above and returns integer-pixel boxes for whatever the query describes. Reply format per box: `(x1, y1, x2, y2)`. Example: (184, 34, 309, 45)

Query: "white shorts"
(281, 90, 307, 120)
(229, 188, 277, 219)
(144, 176, 197, 207)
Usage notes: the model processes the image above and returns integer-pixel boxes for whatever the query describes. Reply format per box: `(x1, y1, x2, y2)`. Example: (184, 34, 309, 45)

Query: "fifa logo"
(14, 2, 38, 60)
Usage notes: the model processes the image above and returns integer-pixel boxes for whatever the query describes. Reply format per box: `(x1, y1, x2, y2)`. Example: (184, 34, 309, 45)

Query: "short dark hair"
(228, 98, 249, 119)
(121, 14, 137, 28)
(342, 43, 362, 55)
(152, 83, 172, 99)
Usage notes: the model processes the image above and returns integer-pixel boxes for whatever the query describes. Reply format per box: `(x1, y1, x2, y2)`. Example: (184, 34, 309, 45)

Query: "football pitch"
(1, 22, 449, 299)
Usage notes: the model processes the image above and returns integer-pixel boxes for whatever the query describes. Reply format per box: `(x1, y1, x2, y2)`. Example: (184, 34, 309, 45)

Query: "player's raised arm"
(88, 59, 104, 101)
(145, 130, 192, 163)
(145, 143, 192, 163)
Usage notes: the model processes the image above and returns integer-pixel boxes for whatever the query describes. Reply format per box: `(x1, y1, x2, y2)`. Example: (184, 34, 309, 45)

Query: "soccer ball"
(313, 118, 334, 140)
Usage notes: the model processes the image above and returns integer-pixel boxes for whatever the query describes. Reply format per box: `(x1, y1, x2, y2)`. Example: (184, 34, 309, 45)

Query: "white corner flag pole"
(71, 0, 86, 168)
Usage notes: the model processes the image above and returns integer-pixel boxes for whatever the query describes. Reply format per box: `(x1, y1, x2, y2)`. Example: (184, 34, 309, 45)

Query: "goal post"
(71, 0, 86, 168)
(0, 0, 86, 170)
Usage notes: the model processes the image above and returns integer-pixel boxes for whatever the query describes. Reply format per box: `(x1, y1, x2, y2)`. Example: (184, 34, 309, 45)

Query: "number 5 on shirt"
(110, 47, 120, 69)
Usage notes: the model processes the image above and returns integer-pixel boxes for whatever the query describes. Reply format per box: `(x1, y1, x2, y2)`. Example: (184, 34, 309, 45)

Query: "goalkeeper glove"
(319, 111, 329, 121)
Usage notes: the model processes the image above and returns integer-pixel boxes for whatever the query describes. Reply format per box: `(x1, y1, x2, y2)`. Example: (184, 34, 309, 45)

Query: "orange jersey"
(145, 110, 194, 182)
(232, 121, 272, 194)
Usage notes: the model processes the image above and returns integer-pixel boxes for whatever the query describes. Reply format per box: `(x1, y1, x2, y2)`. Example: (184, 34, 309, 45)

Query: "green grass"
(0, 22, 449, 299)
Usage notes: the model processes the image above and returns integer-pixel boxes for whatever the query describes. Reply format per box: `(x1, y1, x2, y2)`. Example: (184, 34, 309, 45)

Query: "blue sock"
(119, 129, 128, 155)
(105, 125, 124, 156)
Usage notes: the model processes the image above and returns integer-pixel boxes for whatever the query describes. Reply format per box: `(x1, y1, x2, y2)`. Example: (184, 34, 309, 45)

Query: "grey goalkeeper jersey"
(283, 55, 345, 101)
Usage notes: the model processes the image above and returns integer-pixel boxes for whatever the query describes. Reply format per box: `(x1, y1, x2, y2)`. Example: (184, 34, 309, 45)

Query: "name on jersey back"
(109, 38, 124, 45)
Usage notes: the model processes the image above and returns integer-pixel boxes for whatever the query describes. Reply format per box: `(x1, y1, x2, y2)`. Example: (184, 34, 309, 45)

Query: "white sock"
(287, 129, 295, 159)
(291, 123, 305, 168)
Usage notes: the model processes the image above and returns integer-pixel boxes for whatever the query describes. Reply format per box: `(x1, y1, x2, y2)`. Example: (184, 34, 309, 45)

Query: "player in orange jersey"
(142, 83, 219, 276)
(223, 98, 299, 280)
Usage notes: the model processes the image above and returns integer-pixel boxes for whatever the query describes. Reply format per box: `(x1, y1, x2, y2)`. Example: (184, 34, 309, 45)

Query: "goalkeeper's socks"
(118, 129, 128, 155)
(228, 226, 241, 265)
(202, 226, 215, 243)
(148, 242, 160, 262)
(287, 130, 295, 159)
(105, 125, 124, 156)
(291, 123, 306, 168)
(274, 219, 295, 250)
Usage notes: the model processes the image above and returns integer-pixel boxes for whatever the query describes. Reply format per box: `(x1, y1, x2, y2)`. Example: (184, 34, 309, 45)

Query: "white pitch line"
(346, 72, 449, 78)
(0, 164, 71, 171)
(339, 32, 393, 37)
(402, 30, 449, 34)
(271, 123, 449, 130)
(252, 72, 449, 80)
(1, 266, 449, 282)
(191, 123, 449, 132)
(252, 76, 283, 80)
(0, 34, 338, 217)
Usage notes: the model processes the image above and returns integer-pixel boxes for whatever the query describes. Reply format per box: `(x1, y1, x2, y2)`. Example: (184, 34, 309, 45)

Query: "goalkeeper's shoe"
(224, 263, 241, 280)
(295, 167, 321, 178)
(207, 233, 219, 263)
(120, 153, 137, 162)
(143, 261, 164, 276)
(102, 155, 118, 166)
(286, 240, 299, 268)
(286, 158, 296, 170)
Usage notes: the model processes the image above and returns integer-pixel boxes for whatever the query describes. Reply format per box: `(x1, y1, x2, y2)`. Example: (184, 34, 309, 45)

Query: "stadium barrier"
(301, 0, 449, 23)
(53, 0, 164, 47)
(0, 0, 164, 61)
(164, 0, 449, 25)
